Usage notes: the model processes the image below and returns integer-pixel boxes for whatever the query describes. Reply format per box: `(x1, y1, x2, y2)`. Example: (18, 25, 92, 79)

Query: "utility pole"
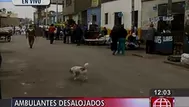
(167, 0, 172, 30)
(131, 0, 135, 27)
(45, 5, 48, 25)
(56, 0, 58, 23)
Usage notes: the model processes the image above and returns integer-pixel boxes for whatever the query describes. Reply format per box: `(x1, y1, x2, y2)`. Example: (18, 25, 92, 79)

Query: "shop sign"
(154, 36, 173, 44)
(149, 16, 174, 22)
(12, 0, 50, 5)
(91, 0, 99, 7)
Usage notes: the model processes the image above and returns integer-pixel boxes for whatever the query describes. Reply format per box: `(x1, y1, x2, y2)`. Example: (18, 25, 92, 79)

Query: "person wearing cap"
(26, 25, 36, 48)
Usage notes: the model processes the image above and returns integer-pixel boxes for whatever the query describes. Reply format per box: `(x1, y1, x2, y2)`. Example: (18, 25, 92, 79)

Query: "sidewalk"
(130, 50, 167, 60)
(164, 60, 189, 69)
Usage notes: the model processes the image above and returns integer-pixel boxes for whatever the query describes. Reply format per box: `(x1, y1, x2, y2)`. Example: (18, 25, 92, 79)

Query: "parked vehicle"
(0, 27, 12, 42)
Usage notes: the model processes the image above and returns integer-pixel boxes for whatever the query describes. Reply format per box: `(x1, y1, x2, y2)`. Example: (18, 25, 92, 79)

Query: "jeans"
(118, 38, 126, 55)
(49, 33, 54, 44)
(28, 36, 35, 48)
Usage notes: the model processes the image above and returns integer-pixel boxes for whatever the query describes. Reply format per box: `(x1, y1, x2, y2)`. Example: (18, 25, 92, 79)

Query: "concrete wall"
(87, 7, 101, 26)
(141, 0, 184, 30)
(72, 13, 82, 24)
(63, 0, 75, 15)
(101, 0, 142, 31)
(75, 0, 91, 13)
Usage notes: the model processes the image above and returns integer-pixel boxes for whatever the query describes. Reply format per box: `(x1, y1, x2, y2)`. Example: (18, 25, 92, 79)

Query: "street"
(0, 35, 189, 98)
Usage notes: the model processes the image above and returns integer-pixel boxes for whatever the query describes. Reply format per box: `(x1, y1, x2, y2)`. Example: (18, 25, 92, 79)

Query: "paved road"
(0, 36, 189, 98)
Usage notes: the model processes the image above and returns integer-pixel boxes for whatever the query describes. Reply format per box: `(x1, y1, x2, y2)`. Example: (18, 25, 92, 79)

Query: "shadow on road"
(68, 77, 88, 86)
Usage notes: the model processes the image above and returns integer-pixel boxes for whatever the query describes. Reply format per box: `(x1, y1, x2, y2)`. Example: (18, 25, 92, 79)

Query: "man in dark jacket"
(56, 26, 61, 40)
(117, 25, 127, 55)
(64, 25, 71, 43)
(110, 25, 119, 55)
(26, 25, 36, 48)
(74, 25, 83, 46)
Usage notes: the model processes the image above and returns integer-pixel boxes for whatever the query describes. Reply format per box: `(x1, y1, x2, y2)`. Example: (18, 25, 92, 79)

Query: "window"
(105, 13, 108, 24)
(66, 0, 72, 7)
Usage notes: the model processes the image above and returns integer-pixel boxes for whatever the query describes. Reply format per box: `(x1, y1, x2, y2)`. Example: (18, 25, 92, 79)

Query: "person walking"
(56, 26, 61, 40)
(110, 25, 119, 55)
(26, 25, 36, 49)
(45, 25, 49, 40)
(146, 23, 156, 54)
(117, 25, 127, 55)
(63, 25, 71, 43)
(74, 25, 83, 46)
(48, 24, 56, 44)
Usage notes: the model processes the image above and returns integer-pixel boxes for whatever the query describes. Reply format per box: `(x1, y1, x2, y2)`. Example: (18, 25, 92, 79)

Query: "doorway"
(132, 11, 138, 27)
(92, 15, 97, 24)
(114, 12, 122, 26)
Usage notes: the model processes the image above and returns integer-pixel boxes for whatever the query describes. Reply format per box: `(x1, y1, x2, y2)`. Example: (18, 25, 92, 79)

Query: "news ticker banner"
(0, 97, 188, 107)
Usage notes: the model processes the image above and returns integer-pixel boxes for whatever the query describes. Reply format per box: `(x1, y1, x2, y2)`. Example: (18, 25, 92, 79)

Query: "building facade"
(62, 0, 91, 25)
(141, 0, 185, 29)
(141, 0, 185, 39)
(101, 0, 142, 34)
(87, 7, 101, 26)
(87, 0, 101, 26)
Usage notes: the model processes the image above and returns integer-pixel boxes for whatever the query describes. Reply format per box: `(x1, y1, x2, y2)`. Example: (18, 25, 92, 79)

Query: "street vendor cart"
(0, 28, 12, 42)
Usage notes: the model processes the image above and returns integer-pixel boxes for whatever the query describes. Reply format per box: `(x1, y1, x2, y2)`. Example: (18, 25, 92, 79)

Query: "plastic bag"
(181, 53, 189, 65)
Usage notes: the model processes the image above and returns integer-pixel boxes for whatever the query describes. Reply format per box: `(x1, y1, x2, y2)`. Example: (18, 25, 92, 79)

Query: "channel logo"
(151, 97, 174, 107)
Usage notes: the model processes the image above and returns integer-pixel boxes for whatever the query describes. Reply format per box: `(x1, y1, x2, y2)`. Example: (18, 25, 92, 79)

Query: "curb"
(163, 61, 189, 69)
(132, 53, 144, 58)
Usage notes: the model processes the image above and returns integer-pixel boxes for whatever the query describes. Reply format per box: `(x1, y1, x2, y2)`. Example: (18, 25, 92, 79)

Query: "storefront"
(142, 0, 185, 54)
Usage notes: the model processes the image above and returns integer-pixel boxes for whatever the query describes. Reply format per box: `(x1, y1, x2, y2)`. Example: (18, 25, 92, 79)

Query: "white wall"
(141, 0, 184, 30)
(101, 0, 142, 30)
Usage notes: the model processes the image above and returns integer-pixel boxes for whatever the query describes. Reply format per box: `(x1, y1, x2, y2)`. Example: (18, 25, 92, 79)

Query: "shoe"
(112, 51, 116, 55)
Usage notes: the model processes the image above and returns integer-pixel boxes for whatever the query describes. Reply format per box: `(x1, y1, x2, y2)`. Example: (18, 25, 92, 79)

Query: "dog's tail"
(84, 63, 89, 68)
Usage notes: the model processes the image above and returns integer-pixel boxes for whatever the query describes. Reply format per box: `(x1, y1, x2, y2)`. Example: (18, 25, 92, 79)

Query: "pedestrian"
(117, 25, 127, 55)
(73, 25, 83, 46)
(110, 25, 119, 55)
(26, 25, 36, 49)
(102, 27, 108, 36)
(48, 24, 56, 44)
(45, 25, 49, 40)
(71, 24, 76, 43)
(146, 23, 156, 54)
(55, 26, 61, 40)
(64, 25, 71, 43)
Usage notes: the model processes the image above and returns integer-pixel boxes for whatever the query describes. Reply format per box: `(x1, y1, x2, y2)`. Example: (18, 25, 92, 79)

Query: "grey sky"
(0, 2, 62, 19)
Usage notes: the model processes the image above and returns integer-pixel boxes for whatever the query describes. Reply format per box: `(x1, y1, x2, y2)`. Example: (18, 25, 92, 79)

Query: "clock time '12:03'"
(152, 89, 172, 96)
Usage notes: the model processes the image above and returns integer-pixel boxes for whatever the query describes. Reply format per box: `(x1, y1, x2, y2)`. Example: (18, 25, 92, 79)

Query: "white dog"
(70, 63, 89, 81)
